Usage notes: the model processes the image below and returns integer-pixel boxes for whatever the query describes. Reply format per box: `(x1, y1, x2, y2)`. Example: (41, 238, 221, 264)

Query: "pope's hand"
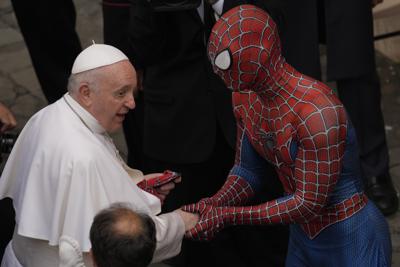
(181, 202, 226, 241)
(0, 103, 17, 133)
(175, 209, 199, 231)
(138, 171, 182, 203)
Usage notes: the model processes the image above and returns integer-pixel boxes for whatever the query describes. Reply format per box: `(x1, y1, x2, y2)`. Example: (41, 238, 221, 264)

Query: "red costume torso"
(231, 63, 366, 238)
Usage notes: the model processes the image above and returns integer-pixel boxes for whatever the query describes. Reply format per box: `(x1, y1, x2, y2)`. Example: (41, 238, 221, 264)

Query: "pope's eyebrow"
(112, 86, 128, 97)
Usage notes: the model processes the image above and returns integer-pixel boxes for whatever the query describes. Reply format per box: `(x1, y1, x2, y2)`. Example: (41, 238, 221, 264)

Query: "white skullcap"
(71, 44, 128, 74)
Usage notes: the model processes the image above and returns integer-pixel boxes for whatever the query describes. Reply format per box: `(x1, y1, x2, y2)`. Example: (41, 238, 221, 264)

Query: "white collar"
(63, 93, 106, 134)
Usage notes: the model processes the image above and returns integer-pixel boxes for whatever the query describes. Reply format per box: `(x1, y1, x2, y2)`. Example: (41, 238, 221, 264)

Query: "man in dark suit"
(279, 0, 398, 216)
(10, 0, 81, 103)
(103, 0, 289, 266)
(0, 103, 17, 261)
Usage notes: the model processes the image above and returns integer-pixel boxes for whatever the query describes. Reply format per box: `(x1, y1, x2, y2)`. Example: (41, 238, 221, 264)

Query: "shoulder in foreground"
(296, 92, 347, 130)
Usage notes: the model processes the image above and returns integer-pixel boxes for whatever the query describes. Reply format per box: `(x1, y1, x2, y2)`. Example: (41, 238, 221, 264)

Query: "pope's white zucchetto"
(71, 44, 128, 74)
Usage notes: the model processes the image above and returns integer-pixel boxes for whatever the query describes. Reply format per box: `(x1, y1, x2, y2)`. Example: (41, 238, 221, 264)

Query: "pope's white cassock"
(0, 93, 184, 267)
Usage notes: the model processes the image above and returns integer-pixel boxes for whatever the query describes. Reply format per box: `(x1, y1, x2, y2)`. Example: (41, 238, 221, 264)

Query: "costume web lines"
(186, 5, 366, 240)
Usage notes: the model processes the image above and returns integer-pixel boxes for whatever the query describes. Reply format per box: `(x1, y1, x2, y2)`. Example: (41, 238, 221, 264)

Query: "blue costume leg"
(286, 202, 391, 267)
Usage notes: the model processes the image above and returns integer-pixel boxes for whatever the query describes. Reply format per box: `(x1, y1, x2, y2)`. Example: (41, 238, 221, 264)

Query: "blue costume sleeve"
(230, 133, 269, 193)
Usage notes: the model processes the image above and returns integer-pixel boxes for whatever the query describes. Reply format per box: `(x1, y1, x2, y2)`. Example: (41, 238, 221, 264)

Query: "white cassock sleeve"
(151, 211, 185, 263)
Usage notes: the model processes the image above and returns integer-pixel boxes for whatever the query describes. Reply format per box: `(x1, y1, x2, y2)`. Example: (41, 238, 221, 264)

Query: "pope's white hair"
(67, 67, 102, 95)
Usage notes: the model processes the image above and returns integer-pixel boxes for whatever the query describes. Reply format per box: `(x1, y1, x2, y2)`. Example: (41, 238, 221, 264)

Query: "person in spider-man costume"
(182, 5, 392, 266)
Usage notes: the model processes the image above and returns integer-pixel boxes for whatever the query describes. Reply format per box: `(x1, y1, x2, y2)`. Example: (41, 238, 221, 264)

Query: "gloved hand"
(183, 200, 273, 241)
(181, 175, 255, 240)
(182, 201, 225, 241)
(202, 175, 255, 207)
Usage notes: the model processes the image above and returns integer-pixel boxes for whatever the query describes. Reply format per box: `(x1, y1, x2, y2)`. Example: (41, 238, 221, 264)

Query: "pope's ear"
(77, 83, 93, 107)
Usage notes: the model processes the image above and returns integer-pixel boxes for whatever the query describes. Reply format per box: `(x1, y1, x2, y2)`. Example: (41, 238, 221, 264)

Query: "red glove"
(183, 202, 223, 241)
(182, 175, 254, 240)
(183, 203, 269, 241)
(185, 175, 254, 210)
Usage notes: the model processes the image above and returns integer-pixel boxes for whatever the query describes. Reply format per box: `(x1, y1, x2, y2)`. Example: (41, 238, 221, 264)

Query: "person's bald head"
(90, 203, 156, 267)
(112, 207, 144, 236)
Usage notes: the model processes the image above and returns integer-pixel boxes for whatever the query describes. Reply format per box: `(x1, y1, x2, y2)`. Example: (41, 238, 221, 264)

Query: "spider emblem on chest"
(255, 128, 277, 157)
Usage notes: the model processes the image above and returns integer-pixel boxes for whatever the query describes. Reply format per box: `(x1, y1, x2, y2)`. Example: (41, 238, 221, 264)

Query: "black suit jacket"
(122, 0, 237, 164)
(103, 0, 283, 164)
(280, 0, 375, 81)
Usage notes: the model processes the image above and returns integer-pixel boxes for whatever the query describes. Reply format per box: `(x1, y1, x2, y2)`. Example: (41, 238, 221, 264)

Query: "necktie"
(203, 2, 216, 42)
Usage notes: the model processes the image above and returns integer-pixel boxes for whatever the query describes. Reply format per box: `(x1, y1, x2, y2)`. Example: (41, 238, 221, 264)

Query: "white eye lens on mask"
(214, 49, 231, 70)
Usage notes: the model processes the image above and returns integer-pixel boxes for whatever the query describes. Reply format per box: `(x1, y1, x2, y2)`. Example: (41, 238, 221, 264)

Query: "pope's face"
(90, 61, 137, 133)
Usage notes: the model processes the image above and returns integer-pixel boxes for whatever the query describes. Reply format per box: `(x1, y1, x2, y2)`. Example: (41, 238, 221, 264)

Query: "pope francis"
(0, 44, 198, 267)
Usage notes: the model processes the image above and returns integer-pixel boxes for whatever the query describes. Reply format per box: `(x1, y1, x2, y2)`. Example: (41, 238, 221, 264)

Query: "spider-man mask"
(207, 5, 283, 93)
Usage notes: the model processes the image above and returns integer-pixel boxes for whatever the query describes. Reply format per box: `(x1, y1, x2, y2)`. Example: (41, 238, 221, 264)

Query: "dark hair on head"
(90, 203, 157, 267)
